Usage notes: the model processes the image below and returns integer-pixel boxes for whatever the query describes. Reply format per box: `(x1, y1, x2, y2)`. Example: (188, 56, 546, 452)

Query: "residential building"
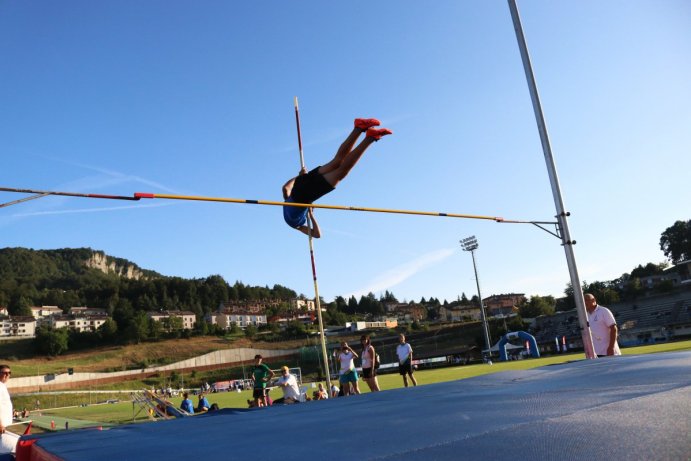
(48, 314, 108, 333)
(394, 304, 426, 323)
(208, 311, 267, 329)
(439, 305, 481, 323)
(291, 299, 315, 311)
(218, 300, 280, 315)
(30, 306, 63, 319)
(70, 306, 108, 316)
(147, 311, 197, 331)
(0, 316, 37, 339)
(483, 293, 525, 316)
(345, 319, 398, 332)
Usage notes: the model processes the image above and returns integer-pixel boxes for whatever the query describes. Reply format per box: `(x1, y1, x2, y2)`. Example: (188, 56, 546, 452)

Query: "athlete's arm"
(296, 209, 321, 238)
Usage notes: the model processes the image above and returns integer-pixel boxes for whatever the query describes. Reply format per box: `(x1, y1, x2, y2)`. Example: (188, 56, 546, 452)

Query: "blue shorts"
(339, 369, 359, 384)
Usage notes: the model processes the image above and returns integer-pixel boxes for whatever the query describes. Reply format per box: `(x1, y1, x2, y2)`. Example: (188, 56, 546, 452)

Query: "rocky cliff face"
(84, 251, 146, 280)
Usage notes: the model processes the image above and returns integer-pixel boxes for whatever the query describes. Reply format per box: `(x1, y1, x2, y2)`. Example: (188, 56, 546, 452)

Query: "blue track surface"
(21, 351, 691, 460)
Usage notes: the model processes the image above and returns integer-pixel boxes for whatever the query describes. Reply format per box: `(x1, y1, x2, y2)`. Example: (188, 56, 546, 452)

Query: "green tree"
(10, 295, 33, 316)
(380, 290, 398, 303)
(125, 311, 149, 344)
(660, 219, 691, 264)
(148, 317, 163, 340)
(194, 319, 209, 336)
(519, 295, 556, 318)
(98, 317, 118, 341)
(325, 308, 347, 326)
(630, 262, 668, 278)
(244, 324, 257, 339)
(284, 320, 307, 338)
(34, 326, 69, 356)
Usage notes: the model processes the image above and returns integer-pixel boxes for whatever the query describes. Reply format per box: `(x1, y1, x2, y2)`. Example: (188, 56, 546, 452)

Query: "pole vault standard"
(293, 96, 332, 391)
(508, 0, 596, 359)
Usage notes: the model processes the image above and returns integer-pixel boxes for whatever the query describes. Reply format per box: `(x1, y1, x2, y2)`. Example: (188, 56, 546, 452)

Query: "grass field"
(11, 339, 686, 434)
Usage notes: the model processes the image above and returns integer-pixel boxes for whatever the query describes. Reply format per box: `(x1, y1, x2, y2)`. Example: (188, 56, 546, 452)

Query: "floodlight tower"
(461, 236, 492, 360)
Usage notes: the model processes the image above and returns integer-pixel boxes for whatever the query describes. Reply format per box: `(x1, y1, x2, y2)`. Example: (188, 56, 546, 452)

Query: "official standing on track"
(584, 293, 621, 356)
(0, 364, 18, 454)
(396, 334, 418, 387)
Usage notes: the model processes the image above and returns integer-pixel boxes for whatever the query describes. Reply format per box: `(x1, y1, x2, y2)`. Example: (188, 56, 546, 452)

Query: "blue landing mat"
(22, 351, 691, 460)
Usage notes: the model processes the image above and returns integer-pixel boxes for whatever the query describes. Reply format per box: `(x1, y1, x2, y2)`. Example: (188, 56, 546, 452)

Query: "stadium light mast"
(460, 236, 492, 360)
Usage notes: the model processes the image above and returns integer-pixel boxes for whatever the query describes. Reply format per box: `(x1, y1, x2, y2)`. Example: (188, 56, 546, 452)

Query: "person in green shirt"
(251, 354, 275, 407)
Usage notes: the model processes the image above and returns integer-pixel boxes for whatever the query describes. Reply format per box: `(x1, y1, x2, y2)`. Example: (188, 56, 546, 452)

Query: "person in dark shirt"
(251, 354, 275, 407)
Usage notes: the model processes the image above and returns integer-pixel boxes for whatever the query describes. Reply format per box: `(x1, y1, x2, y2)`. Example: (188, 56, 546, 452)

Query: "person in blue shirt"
(282, 118, 393, 237)
(180, 392, 194, 414)
(197, 393, 210, 412)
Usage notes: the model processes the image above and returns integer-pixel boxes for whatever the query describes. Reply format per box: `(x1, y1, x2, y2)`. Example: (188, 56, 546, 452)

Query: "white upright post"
(507, 0, 595, 358)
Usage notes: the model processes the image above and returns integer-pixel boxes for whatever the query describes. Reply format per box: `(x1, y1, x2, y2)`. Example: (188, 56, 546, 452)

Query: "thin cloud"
(11, 202, 174, 217)
(346, 247, 455, 299)
(54, 160, 180, 194)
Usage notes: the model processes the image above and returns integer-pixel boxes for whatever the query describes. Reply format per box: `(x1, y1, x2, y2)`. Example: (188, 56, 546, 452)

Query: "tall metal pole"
(507, 0, 596, 359)
(294, 97, 332, 389)
(470, 249, 492, 358)
(461, 236, 492, 360)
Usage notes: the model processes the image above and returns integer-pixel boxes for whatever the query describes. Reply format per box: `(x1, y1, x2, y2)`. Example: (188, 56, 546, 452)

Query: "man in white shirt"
(585, 293, 621, 357)
(0, 364, 19, 454)
(275, 366, 301, 404)
(396, 334, 418, 387)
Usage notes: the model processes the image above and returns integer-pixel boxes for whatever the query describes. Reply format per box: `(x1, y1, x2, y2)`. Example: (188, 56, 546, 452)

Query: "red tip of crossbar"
(495, 217, 505, 222)
(135, 192, 154, 199)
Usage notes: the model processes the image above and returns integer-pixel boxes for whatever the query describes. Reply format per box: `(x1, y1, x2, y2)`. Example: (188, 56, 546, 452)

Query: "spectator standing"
(396, 334, 418, 387)
(274, 366, 301, 404)
(338, 342, 360, 396)
(251, 354, 275, 407)
(0, 364, 19, 454)
(180, 392, 194, 414)
(584, 293, 621, 356)
(360, 335, 380, 392)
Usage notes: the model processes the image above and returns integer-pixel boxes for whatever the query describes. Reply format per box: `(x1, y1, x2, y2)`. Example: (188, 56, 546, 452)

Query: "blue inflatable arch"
(498, 331, 539, 361)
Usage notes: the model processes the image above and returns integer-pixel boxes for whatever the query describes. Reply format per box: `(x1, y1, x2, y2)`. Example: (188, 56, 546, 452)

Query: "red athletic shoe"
(366, 127, 393, 140)
(354, 118, 380, 130)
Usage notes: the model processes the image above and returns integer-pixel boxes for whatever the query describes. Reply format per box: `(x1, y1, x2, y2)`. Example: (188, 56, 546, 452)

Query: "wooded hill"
(0, 247, 298, 320)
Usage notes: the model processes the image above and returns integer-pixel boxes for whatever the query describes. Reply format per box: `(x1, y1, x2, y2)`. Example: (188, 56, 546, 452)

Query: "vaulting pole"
(508, 0, 596, 359)
(294, 97, 332, 390)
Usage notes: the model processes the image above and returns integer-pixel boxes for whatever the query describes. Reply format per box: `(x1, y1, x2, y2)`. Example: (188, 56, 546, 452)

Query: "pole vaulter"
(294, 96, 332, 391)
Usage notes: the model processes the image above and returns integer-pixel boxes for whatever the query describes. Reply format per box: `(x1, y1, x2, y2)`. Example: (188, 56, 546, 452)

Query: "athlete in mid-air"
(282, 118, 392, 238)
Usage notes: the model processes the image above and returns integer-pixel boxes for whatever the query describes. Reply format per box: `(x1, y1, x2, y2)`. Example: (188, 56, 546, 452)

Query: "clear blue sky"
(1, 1, 689, 304)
